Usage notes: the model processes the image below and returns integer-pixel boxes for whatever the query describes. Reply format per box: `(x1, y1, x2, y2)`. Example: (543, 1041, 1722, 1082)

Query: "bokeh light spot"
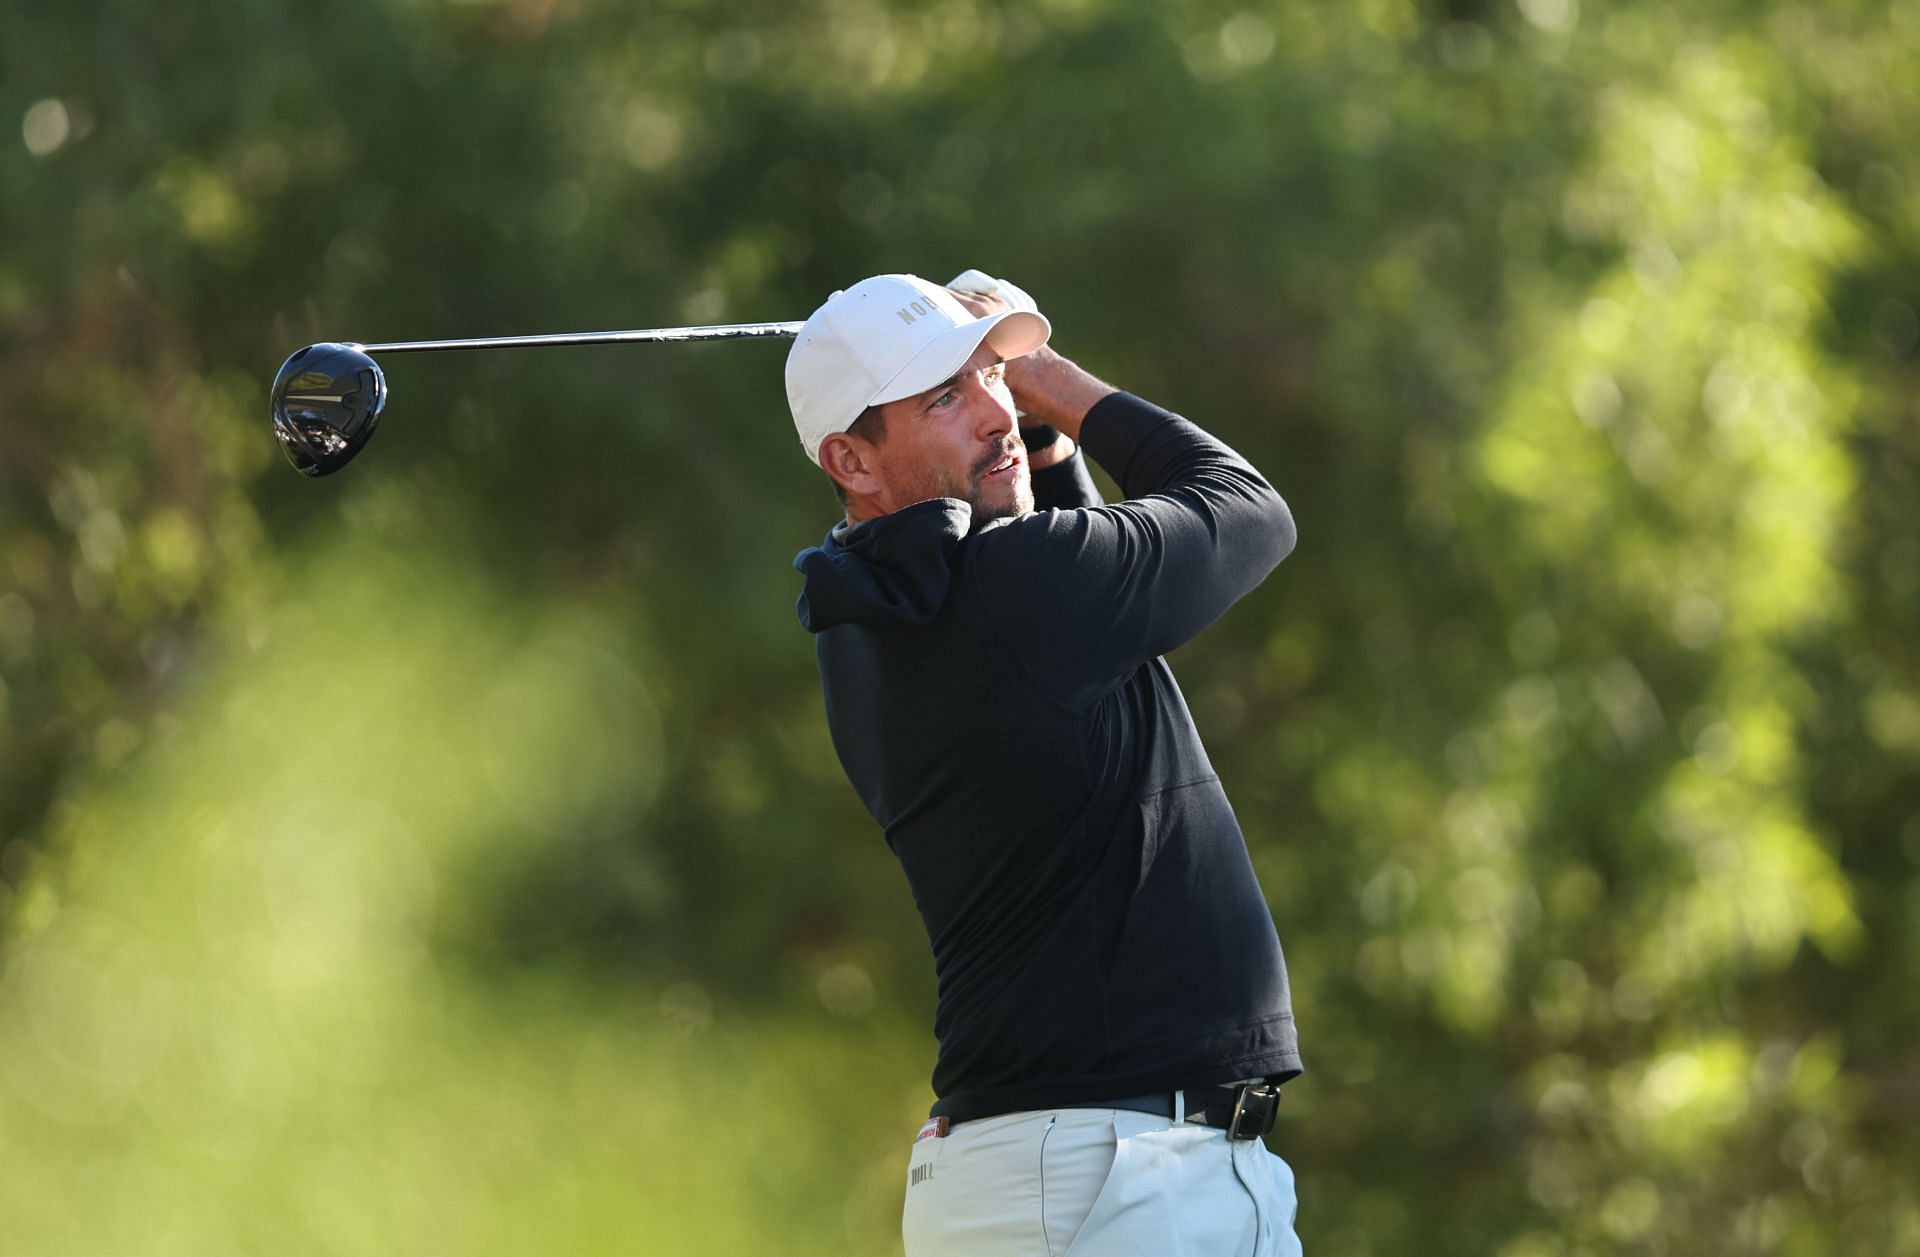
(22, 99, 69, 157)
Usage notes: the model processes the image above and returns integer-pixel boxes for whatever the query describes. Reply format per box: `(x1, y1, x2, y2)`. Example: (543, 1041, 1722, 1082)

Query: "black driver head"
(270, 343, 387, 476)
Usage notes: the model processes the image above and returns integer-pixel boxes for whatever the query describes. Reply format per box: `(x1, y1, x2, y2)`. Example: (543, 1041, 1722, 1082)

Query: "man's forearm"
(1008, 347, 1116, 441)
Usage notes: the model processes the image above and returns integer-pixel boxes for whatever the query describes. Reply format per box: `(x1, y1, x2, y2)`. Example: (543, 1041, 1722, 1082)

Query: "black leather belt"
(1101, 1081, 1282, 1141)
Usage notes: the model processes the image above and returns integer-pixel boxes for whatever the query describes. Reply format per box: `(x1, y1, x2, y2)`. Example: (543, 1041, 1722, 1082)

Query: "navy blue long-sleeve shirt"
(794, 391, 1300, 1122)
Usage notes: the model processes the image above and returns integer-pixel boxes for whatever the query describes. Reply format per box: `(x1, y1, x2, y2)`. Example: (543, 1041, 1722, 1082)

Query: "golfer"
(787, 271, 1304, 1256)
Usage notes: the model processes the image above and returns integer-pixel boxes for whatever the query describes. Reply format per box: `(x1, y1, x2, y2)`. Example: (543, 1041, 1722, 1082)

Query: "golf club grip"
(353, 321, 805, 353)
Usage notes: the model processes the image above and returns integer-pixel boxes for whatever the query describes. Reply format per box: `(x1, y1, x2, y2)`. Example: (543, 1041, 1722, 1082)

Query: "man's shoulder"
(966, 501, 1134, 575)
(970, 503, 1102, 547)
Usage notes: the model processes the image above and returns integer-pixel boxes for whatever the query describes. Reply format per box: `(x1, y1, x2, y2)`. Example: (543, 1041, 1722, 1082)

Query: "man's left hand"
(947, 269, 1039, 318)
(945, 271, 1076, 468)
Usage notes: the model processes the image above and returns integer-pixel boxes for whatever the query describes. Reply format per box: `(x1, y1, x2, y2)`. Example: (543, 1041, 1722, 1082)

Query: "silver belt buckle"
(1226, 1082, 1280, 1140)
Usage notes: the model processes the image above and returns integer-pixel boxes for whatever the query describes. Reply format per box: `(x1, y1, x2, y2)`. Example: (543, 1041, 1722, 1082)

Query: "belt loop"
(1172, 1088, 1186, 1125)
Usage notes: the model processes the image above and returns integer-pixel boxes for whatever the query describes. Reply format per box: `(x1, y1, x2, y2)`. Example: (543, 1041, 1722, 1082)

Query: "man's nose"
(972, 381, 1015, 439)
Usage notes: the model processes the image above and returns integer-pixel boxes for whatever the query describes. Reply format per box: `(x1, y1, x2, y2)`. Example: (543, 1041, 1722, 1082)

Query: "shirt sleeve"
(1023, 423, 1105, 510)
(974, 392, 1297, 711)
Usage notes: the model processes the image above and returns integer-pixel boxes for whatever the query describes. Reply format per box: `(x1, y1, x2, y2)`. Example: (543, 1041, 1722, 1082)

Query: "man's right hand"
(946, 270, 1116, 442)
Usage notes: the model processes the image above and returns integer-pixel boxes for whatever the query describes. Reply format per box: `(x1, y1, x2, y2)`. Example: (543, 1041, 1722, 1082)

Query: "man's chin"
(967, 468, 1033, 522)
(970, 487, 1033, 522)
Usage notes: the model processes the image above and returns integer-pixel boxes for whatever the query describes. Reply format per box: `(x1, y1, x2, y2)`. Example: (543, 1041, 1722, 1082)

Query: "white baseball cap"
(785, 273, 1051, 464)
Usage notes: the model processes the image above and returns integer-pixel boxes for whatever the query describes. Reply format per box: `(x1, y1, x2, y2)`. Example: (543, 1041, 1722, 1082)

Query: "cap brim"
(866, 309, 1051, 409)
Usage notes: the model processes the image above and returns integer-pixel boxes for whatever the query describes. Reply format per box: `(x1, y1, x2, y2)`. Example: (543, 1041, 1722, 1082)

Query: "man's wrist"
(1007, 347, 1117, 439)
(1021, 423, 1077, 470)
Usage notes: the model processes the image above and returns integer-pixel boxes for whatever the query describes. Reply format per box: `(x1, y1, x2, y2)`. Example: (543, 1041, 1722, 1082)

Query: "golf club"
(270, 320, 803, 477)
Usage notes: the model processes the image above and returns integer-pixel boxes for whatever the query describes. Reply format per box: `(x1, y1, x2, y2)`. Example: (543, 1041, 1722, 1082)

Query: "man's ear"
(819, 431, 883, 499)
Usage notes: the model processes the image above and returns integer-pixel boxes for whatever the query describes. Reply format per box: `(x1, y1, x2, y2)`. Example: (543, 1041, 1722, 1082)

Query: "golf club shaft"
(353, 320, 804, 354)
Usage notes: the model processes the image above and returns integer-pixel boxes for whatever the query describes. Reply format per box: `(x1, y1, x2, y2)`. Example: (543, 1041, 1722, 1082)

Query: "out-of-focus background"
(4, 1, 1918, 1253)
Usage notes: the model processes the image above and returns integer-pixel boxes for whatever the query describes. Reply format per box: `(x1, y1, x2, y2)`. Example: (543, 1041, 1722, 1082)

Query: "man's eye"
(933, 390, 956, 408)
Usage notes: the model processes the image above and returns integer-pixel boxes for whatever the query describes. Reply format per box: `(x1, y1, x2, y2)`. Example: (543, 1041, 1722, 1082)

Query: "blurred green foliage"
(3, 0, 1918, 1253)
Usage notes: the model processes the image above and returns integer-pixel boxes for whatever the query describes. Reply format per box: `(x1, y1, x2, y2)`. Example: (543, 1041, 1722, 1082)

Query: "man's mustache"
(974, 439, 1022, 477)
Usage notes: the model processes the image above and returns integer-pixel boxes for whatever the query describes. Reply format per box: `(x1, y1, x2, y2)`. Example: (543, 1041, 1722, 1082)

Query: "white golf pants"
(901, 1104, 1303, 1256)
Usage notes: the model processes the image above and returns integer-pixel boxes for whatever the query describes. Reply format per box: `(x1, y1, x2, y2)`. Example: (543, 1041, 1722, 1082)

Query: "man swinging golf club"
(788, 270, 1304, 1256)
